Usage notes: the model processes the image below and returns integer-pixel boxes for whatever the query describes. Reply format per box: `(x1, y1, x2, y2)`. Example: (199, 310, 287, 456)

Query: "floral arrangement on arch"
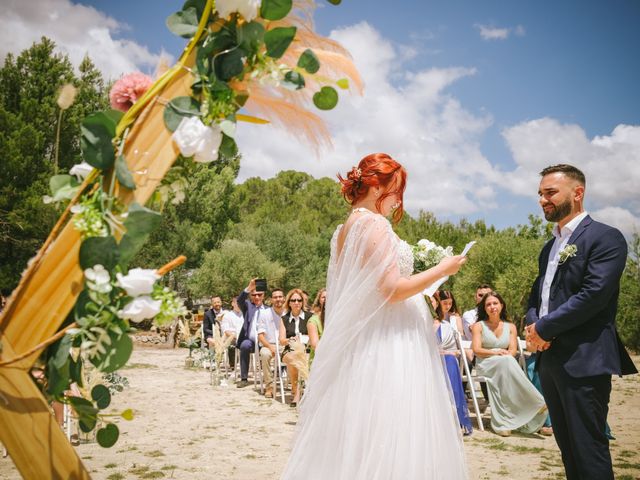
(37, 0, 360, 448)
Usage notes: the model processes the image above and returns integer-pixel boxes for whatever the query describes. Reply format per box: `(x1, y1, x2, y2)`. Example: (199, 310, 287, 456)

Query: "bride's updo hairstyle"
(338, 153, 407, 224)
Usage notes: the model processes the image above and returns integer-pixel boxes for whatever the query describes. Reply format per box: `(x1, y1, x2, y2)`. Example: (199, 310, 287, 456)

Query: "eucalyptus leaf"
(69, 356, 84, 388)
(81, 112, 116, 170)
(166, 7, 199, 38)
(97, 423, 119, 448)
(49, 175, 80, 202)
(297, 49, 320, 74)
(79, 236, 120, 271)
(326, 0, 341, 4)
(182, 0, 206, 18)
(91, 384, 111, 410)
(119, 203, 162, 268)
(313, 86, 339, 110)
(115, 155, 136, 190)
(238, 22, 265, 51)
(219, 134, 238, 160)
(52, 334, 73, 369)
(163, 96, 201, 132)
(70, 396, 98, 433)
(121, 408, 134, 421)
(46, 357, 70, 396)
(90, 331, 133, 374)
(284, 71, 305, 90)
(215, 48, 246, 81)
(264, 26, 297, 58)
(260, 0, 292, 21)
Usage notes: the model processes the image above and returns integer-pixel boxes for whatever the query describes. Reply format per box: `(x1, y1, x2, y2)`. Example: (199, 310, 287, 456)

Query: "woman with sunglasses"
(280, 288, 313, 407)
(282, 153, 468, 479)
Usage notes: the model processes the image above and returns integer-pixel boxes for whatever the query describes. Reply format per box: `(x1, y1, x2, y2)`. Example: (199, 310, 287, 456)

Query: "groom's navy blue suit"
(526, 215, 637, 480)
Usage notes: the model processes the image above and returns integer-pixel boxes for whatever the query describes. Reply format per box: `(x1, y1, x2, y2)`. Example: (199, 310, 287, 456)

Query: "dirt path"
(2, 347, 639, 479)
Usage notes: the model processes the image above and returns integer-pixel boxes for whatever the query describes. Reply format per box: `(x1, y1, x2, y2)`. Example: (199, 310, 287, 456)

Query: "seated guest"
(236, 279, 270, 388)
(311, 288, 326, 315)
(471, 291, 547, 436)
(280, 289, 313, 407)
(434, 290, 472, 362)
(434, 290, 464, 336)
(220, 297, 244, 369)
(257, 288, 287, 398)
(307, 296, 325, 366)
(203, 295, 225, 349)
(461, 284, 493, 341)
(432, 314, 473, 435)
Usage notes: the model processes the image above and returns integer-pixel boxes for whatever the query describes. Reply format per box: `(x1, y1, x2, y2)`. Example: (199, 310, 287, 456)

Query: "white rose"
(172, 116, 222, 163)
(119, 296, 162, 323)
(116, 268, 160, 297)
(69, 161, 93, 180)
(216, 0, 261, 21)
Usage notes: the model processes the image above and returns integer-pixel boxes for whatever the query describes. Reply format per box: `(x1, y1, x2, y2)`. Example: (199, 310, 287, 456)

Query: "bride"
(281, 153, 469, 479)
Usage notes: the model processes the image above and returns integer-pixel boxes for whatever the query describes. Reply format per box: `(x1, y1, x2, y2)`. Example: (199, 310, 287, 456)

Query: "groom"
(525, 164, 637, 480)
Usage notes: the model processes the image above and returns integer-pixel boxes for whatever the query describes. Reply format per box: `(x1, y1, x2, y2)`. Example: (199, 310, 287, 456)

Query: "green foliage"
(264, 27, 297, 59)
(0, 38, 108, 292)
(618, 233, 640, 351)
(260, 0, 293, 20)
(190, 239, 286, 299)
(313, 86, 338, 110)
(298, 49, 320, 74)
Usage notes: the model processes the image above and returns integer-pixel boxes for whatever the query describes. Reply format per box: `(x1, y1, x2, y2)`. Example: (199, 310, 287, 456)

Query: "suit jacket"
(236, 290, 261, 348)
(526, 215, 637, 378)
(202, 308, 221, 341)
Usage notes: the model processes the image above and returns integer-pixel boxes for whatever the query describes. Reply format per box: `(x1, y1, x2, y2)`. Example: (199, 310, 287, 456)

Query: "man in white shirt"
(461, 284, 492, 341)
(220, 297, 244, 368)
(257, 288, 286, 397)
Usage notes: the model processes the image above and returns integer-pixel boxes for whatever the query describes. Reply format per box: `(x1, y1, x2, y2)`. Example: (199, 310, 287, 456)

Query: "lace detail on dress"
(397, 240, 414, 277)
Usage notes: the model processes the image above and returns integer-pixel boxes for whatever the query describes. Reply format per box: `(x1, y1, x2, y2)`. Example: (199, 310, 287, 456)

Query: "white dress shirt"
(461, 309, 478, 341)
(257, 308, 281, 345)
(540, 211, 588, 317)
(221, 310, 244, 336)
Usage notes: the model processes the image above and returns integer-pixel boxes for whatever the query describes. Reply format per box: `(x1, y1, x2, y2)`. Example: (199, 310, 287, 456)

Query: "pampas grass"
(287, 340, 309, 381)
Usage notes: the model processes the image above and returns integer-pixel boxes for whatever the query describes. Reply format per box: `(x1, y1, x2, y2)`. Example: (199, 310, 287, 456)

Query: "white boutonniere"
(558, 244, 578, 265)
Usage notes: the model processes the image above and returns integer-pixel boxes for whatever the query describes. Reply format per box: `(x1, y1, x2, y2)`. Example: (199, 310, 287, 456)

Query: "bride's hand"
(437, 255, 467, 276)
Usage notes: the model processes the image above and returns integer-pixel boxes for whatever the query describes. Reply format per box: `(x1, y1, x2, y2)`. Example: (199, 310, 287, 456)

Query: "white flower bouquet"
(412, 239, 454, 273)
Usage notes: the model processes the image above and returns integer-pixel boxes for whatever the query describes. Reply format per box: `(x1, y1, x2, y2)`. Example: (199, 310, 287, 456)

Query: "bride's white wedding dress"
(281, 209, 468, 479)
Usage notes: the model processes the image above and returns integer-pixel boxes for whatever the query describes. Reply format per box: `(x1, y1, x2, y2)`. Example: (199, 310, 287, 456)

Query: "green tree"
(0, 39, 108, 292)
(618, 233, 640, 351)
(189, 239, 286, 299)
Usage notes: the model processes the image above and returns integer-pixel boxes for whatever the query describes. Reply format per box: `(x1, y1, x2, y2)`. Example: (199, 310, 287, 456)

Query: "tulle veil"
(281, 211, 468, 479)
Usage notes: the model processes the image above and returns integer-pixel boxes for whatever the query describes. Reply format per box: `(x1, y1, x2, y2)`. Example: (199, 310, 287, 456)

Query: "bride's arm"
(388, 255, 466, 303)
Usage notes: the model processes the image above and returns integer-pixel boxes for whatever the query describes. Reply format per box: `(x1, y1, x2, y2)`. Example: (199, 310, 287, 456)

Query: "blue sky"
(2, 0, 639, 234)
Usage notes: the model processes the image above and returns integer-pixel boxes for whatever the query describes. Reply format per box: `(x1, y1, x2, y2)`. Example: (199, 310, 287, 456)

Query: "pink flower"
(109, 72, 154, 112)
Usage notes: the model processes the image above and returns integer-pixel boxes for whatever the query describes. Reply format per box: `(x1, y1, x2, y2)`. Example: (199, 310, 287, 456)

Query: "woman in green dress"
(471, 291, 547, 436)
(307, 297, 325, 365)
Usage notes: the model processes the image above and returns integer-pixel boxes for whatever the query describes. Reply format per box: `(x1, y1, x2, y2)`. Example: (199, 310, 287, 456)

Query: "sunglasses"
(289, 298, 303, 303)
(251, 293, 264, 297)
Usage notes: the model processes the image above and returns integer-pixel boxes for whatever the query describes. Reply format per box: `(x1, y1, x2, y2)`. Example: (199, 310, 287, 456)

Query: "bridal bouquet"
(412, 239, 454, 273)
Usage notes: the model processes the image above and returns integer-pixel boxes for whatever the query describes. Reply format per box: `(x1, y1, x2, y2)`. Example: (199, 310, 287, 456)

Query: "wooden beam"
(0, 338, 90, 479)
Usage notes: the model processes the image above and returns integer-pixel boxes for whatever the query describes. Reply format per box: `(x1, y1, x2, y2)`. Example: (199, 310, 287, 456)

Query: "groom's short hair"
(540, 164, 586, 187)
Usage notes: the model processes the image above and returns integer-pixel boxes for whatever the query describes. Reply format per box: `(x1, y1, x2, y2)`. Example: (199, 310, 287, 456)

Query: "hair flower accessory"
(558, 244, 578, 265)
(350, 166, 362, 181)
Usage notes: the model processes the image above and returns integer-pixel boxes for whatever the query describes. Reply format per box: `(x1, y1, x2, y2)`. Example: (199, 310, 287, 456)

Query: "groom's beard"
(543, 197, 572, 223)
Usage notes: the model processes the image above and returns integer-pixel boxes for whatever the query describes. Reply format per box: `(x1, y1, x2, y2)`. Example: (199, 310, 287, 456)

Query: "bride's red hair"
(338, 153, 407, 224)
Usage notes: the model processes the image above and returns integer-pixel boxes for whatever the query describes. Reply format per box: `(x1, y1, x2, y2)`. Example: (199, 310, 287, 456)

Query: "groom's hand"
(525, 324, 551, 352)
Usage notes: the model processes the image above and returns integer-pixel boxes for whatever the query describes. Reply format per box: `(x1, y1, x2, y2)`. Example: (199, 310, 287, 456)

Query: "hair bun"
(347, 166, 362, 182)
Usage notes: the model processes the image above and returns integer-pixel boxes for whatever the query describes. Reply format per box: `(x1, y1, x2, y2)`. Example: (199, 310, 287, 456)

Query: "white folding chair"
(456, 333, 486, 432)
(517, 337, 531, 373)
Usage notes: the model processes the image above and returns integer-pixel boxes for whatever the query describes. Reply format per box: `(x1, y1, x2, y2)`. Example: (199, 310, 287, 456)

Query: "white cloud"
(0, 0, 168, 80)
(501, 118, 640, 236)
(591, 207, 640, 238)
(475, 24, 526, 41)
(234, 22, 498, 216)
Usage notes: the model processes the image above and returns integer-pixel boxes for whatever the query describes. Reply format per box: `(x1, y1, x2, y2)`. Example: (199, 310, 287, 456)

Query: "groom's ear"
(573, 183, 585, 202)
